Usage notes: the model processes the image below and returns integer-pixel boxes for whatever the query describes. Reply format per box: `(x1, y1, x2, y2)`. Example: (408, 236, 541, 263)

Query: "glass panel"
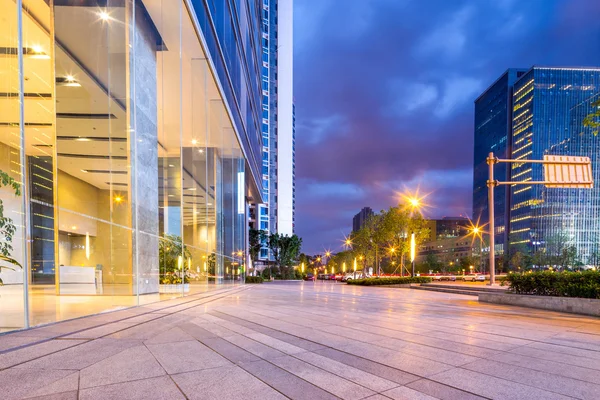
(181, 3, 209, 294)
(155, 0, 184, 298)
(0, 0, 26, 331)
(53, 1, 134, 310)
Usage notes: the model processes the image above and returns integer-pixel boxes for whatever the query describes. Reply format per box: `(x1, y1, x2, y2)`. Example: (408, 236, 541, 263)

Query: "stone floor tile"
(79, 375, 185, 400)
(313, 347, 420, 385)
(22, 371, 79, 399)
(198, 337, 261, 364)
(406, 378, 487, 400)
(26, 391, 78, 400)
(79, 345, 166, 389)
(62, 322, 138, 339)
(337, 342, 453, 377)
(380, 386, 439, 400)
(429, 367, 572, 400)
(238, 359, 338, 400)
(270, 355, 376, 399)
(0, 368, 77, 400)
(178, 321, 220, 340)
(0, 335, 48, 352)
(143, 327, 195, 345)
(223, 334, 288, 360)
(244, 332, 310, 355)
(374, 338, 480, 366)
(0, 339, 88, 369)
(172, 365, 286, 399)
(15, 338, 141, 370)
(462, 358, 600, 400)
(295, 351, 398, 392)
(146, 340, 231, 374)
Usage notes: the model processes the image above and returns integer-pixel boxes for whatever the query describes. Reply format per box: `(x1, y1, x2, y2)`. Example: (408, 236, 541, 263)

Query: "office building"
(250, 0, 295, 263)
(424, 217, 471, 242)
(352, 207, 374, 232)
(473, 69, 527, 254)
(474, 67, 600, 263)
(0, 0, 264, 332)
(509, 67, 600, 262)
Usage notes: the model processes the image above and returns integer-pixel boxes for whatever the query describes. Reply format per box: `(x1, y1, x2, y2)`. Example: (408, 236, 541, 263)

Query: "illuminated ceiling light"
(56, 76, 81, 87)
(75, 137, 91, 141)
(71, 226, 77, 230)
(168, 164, 174, 167)
(99, 10, 110, 21)
(207, 202, 213, 206)
(114, 195, 123, 203)
(29, 45, 50, 59)
(168, 194, 174, 197)
(187, 188, 196, 191)
(191, 139, 198, 145)
(198, 149, 204, 154)
(81, 169, 88, 173)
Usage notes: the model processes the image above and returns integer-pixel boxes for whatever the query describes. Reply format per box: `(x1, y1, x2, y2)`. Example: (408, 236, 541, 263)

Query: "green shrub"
(347, 276, 432, 286)
(505, 270, 600, 299)
(245, 276, 264, 284)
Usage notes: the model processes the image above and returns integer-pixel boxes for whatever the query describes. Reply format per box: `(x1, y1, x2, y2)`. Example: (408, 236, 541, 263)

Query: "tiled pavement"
(1, 282, 600, 399)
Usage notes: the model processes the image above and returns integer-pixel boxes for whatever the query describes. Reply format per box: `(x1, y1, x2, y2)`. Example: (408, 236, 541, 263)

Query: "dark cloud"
(294, 0, 600, 253)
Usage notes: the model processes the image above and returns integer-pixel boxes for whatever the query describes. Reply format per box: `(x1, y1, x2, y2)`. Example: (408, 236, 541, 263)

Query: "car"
(304, 273, 316, 281)
(438, 275, 457, 281)
(463, 274, 485, 282)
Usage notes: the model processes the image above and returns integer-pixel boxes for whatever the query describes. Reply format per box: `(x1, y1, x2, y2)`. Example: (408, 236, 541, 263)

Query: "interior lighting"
(99, 10, 110, 21)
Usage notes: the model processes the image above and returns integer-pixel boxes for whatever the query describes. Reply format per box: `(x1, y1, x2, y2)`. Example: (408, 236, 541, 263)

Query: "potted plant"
(0, 170, 22, 285)
(158, 234, 191, 293)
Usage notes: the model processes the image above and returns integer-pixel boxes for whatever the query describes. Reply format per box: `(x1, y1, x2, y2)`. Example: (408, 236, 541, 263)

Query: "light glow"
(85, 232, 90, 260)
(410, 233, 416, 263)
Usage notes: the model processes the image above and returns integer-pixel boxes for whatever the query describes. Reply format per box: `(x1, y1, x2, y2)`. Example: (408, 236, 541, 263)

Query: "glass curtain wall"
(0, 0, 248, 332)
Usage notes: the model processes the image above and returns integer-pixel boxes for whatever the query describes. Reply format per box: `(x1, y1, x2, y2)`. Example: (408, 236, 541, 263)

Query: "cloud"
(387, 81, 438, 115)
(435, 77, 483, 118)
(292, 0, 600, 254)
(416, 6, 473, 59)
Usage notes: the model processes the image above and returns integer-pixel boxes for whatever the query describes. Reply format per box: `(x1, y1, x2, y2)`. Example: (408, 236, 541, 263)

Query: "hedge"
(347, 277, 432, 286)
(504, 271, 600, 299)
(245, 276, 264, 284)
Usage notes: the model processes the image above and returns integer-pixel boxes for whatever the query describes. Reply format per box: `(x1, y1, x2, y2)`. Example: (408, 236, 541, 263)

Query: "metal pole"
(487, 152, 496, 285)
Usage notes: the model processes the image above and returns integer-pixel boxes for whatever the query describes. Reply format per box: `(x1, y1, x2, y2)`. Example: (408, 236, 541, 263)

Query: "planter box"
(159, 284, 190, 294)
(479, 292, 600, 317)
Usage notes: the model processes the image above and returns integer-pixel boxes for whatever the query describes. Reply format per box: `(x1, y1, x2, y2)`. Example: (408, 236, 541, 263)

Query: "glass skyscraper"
(0, 0, 264, 332)
(474, 67, 600, 264)
(510, 67, 600, 262)
(251, 0, 295, 264)
(473, 69, 527, 254)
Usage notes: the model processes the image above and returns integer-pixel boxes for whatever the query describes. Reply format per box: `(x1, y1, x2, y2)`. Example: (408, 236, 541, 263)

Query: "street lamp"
(466, 222, 485, 275)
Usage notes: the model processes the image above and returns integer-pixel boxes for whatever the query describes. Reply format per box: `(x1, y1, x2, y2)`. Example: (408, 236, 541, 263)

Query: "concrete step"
(420, 283, 506, 293)
(411, 285, 480, 296)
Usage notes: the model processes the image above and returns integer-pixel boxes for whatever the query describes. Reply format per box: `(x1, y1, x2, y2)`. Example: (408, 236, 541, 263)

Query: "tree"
(510, 251, 528, 271)
(583, 98, 600, 135)
(159, 234, 191, 284)
(267, 233, 302, 279)
(0, 170, 22, 284)
(249, 229, 267, 264)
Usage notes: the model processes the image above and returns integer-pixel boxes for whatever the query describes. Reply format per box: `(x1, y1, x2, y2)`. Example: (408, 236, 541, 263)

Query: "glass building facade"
(251, 0, 295, 265)
(473, 68, 526, 254)
(0, 0, 264, 332)
(510, 67, 600, 262)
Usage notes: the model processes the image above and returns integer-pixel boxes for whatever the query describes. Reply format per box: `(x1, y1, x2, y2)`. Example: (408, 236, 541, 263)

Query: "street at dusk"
(2, 0, 600, 399)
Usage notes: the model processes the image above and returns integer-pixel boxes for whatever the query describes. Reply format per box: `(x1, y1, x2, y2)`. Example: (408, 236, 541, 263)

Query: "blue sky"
(293, 0, 600, 254)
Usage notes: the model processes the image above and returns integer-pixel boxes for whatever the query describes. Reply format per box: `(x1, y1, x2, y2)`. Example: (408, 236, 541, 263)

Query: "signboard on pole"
(543, 155, 593, 188)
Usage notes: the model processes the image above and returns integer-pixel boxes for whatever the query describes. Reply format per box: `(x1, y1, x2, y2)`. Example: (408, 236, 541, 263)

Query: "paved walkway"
(1, 282, 600, 399)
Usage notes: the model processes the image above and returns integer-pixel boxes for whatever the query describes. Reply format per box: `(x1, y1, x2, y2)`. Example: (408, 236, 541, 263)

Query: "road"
(1, 281, 599, 399)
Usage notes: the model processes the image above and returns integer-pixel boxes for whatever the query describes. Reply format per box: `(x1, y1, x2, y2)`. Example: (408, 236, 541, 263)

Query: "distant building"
(424, 217, 471, 242)
(352, 207, 373, 232)
(474, 67, 600, 263)
(416, 237, 474, 266)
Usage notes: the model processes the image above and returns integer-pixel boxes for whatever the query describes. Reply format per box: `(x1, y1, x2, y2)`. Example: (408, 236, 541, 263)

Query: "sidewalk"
(2, 281, 600, 399)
